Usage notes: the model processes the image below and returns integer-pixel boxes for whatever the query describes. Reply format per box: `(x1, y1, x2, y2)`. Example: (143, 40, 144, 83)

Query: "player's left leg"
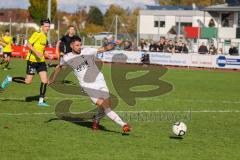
(37, 62, 49, 106)
(38, 70, 49, 106)
(92, 107, 105, 129)
(82, 74, 131, 132)
(0, 53, 7, 68)
(95, 98, 131, 133)
(1, 61, 34, 90)
(3, 53, 11, 70)
(0, 58, 5, 66)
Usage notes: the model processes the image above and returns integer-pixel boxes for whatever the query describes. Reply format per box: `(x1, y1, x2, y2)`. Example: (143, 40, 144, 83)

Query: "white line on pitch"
(0, 110, 240, 116)
(1, 97, 240, 104)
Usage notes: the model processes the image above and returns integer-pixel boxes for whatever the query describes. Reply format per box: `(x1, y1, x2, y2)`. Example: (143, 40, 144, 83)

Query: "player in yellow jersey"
(0, 29, 13, 70)
(1, 18, 51, 107)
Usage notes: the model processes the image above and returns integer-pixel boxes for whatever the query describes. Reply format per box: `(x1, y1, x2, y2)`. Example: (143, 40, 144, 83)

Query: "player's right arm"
(27, 43, 42, 58)
(0, 37, 7, 47)
(48, 56, 67, 85)
(0, 37, 7, 43)
(48, 65, 62, 85)
(0, 41, 6, 47)
(27, 32, 43, 59)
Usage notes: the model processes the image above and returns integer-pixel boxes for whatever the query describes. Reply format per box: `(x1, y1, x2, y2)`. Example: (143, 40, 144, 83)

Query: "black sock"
(0, 60, 5, 65)
(12, 77, 26, 84)
(40, 83, 47, 99)
(4, 61, 9, 68)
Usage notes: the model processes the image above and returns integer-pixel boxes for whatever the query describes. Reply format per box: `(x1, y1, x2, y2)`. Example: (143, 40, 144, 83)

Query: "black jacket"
(229, 47, 239, 55)
(59, 35, 79, 54)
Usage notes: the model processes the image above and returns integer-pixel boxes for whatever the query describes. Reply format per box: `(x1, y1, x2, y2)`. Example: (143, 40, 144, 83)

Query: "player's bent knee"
(96, 98, 111, 108)
(25, 80, 32, 84)
(96, 99, 104, 107)
(41, 80, 48, 84)
(40, 76, 48, 84)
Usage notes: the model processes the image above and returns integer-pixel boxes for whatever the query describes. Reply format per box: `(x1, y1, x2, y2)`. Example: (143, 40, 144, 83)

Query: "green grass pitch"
(0, 59, 240, 160)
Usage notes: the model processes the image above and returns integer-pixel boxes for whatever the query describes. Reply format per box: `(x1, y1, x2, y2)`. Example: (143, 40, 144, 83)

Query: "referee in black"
(50, 25, 80, 84)
(56, 25, 79, 57)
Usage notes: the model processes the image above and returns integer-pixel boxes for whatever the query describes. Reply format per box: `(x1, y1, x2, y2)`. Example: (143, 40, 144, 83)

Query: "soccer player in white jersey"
(49, 36, 131, 133)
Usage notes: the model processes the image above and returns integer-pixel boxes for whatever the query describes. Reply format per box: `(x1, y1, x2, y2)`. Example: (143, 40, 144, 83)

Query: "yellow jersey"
(26, 31, 47, 62)
(2, 36, 13, 52)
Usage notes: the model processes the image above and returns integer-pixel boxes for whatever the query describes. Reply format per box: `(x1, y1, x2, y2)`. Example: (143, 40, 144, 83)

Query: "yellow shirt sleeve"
(2, 36, 13, 52)
(28, 32, 41, 45)
(26, 32, 47, 62)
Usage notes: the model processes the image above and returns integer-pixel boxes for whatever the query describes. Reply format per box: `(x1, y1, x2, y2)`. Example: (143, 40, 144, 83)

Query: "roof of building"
(140, 10, 211, 17)
(146, 5, 205, 10)
(226, 0, 240, 6)
(202, 3, 240, 12)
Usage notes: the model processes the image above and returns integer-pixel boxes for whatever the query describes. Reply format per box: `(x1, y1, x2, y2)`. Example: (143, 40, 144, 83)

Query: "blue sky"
(0, 0, 157, 13)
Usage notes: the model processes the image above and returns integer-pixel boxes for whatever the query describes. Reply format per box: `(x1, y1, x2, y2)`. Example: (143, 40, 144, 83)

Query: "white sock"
(94, 107, 105, 123)
(8, 76, 12, 81)
(104, 108, 126, 127)
(39, 97, 44, 103)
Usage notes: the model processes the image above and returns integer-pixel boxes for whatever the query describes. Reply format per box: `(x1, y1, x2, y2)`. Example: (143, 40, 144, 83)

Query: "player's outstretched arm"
(48, 65, 62, 85)
(97, 44, 116, 54)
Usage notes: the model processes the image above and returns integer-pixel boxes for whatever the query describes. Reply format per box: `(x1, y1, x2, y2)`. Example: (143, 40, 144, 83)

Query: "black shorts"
(26, 61, 47, 75)
(3, 52, 12, 58)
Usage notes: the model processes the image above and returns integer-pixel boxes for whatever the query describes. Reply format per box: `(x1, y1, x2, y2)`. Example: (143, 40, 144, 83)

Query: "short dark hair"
(68, 25, 75, 29)
(5, 29, 9, 33)
(40, 18, 51, 25)
(70, 36, 82, 43)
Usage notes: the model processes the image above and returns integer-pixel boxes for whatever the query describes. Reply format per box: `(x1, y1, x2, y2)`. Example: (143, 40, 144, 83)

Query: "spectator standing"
(229, 45, 239, 55)
(182, 43, 189, 53)
(149, 40, 158, 52)
(123, 39, 132, 51)
(198, 43, 208, 54)
(209, 44, 217, 55)
(166, 40, 175, 53)
(158, 38, 165, 52)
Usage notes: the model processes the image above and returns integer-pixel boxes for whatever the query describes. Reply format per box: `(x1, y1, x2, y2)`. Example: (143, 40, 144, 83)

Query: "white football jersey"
(60, 47, 103, 86)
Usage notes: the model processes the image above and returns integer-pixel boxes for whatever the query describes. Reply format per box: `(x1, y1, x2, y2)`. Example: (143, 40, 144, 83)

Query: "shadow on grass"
(63, 80, 77, 85)
(1, 99, 25, 102)
(1, 95, 45, 103)
(46, 117, 125, 135)
(25, 95, 39, 102)
(1, 67, 13, 70)
(169, 135, 184, 140)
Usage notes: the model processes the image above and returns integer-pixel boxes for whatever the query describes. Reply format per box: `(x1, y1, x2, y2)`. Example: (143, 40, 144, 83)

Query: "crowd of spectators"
(118, 37, 239, 55)
(198, 42, 239, 55)
(108, 37, 188, 53)
(4, 33, 239, 56)
(139, 38, 188, 53)
(102, 36, 189, 53)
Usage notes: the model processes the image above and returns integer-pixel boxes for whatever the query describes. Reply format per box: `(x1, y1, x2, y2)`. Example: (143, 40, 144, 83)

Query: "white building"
(139, 4, 240, 53)
(202, 4, 240, 41)
(0, 22, 40, 30)
(139, 4, 240, 42)
(139, 9, 211, 40)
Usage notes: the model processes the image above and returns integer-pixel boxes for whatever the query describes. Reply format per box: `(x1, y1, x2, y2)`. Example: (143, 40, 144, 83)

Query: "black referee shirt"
(59, 34, 80, 54)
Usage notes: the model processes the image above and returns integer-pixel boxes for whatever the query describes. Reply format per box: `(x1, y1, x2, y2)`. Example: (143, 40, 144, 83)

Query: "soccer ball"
(172, 122, 187, 136)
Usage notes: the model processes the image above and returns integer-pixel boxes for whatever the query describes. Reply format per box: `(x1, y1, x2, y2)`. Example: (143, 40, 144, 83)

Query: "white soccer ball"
(172, 122, 187, 136)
